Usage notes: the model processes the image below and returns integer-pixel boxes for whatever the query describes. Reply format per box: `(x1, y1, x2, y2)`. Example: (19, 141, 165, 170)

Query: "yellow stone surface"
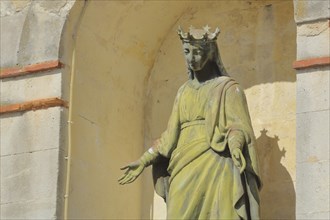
(62, 0, 296, 219)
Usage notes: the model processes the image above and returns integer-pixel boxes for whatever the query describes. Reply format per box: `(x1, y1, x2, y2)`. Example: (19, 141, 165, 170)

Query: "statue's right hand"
(118, 160, 145, 185)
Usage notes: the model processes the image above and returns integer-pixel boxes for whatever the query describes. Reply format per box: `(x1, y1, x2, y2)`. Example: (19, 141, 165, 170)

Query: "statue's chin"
(189, 65, 202, 72)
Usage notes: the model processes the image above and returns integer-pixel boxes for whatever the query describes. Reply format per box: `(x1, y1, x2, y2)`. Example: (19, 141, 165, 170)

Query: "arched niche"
(60, 1, 296, 219)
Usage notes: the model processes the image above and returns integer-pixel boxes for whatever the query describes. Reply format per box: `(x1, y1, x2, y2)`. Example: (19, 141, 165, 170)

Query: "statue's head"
(178, 26, 228, 79)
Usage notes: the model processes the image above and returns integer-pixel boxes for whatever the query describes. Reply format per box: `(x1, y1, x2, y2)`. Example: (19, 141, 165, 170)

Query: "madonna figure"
(119, 26, 262, 220)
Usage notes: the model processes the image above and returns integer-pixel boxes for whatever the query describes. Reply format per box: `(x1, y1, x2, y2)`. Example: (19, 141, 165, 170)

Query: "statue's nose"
(187, 54, 193, 62)
(189, 54, 195, 62)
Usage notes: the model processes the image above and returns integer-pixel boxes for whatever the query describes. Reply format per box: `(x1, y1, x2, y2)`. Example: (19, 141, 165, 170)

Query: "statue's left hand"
(231, 148, 246, 174)
(118, 160, 145, 185)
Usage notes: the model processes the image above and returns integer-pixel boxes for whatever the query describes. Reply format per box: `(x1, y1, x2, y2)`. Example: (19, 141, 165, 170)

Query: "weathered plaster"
(64, 1, 185, 217)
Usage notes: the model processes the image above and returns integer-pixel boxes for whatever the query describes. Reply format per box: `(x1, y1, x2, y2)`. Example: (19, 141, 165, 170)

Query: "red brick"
(293, 57, 330, 70)
(0, 98, 68, 115)
(0, 60, 63, 79)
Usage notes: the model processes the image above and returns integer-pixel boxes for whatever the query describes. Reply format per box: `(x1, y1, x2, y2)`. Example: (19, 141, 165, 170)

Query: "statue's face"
(183, 42, 211, 72)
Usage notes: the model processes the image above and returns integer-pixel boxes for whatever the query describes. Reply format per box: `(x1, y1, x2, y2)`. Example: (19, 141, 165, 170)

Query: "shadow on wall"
(256, 129, 295, 219)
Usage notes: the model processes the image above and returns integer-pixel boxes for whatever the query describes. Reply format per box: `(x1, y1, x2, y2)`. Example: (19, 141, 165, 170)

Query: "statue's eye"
(184, 49, 190, 54)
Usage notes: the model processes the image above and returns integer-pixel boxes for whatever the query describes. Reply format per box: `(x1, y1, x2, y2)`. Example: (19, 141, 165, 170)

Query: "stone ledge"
(295, 17, 330, 25)
(0, 60, 63, 79)
(293, 57, 330, 70)
(0, 98, 68, 115)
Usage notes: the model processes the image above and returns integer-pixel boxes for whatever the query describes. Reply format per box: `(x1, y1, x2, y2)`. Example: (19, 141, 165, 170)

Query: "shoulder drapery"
(206, 77, 261, 185)
(206, 77, 262, 219)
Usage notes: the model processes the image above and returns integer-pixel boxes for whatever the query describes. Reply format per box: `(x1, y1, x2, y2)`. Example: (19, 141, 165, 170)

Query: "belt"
(181, 120, 205, 130)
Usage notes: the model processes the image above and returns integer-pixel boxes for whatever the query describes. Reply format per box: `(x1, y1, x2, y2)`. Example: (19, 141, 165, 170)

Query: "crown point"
(203, 25, 211, 32)
(215, 27, 220, 34)
(189, 25, 195, 32)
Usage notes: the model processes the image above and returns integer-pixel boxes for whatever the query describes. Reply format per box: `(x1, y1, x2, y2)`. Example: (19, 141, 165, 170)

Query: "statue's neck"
(193, 62, 219, 83)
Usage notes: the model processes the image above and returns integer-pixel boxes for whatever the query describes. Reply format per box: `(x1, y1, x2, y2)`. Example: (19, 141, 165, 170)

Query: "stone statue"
(118, 26, 262, 220)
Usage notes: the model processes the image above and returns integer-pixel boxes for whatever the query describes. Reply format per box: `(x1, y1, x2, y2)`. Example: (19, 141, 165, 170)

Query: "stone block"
(297, 211, 330, 220)
(296, 66, 330, 113)
(296, 110, 330, 163)
(0, 4, 28, 67)
(296, 160, 330, 215)
(17, 1, 74, 66)
(0, 107, 61, 156)
(0, 0, 31, 16)
(1, 199, 56, 220)
(0, 148, 59, 204)
(0, 70, 62, 105)
(294, 0, 330, 23)
(297, 21, 330, 60)
(10, 0, 31, 11)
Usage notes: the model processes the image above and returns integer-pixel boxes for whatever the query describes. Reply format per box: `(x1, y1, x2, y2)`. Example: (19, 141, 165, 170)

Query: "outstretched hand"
(118, 160, 145, 185)
(231, 148, 246, 174)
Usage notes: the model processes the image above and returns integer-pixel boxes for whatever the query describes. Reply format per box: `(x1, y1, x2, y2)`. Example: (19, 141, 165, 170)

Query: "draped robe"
(152, 76, 261, 219)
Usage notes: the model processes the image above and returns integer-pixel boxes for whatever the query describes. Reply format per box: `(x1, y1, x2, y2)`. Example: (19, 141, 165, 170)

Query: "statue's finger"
(125, 176, 135, 183)
(120, 165, 129, 170)
(233, 158, 241, 168)
(240, 166, 245, 174)
(239, 150, 246, 174)
(118, 174, 127, 182)
(121, 176, 134, 185)
(233, 159, 238, 167)
(118, 174, 126, 181)
(126, 176, 136, 184)
(120, 173, 133, 183)
(119, 175, 131, 185)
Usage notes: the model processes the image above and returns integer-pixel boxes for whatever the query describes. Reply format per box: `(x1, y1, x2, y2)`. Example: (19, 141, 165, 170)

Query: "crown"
(178, 25, 220, 43)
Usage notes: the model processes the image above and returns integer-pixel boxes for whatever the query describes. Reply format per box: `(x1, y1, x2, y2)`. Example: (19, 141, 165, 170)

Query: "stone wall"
(0, 1, 75, 219)
(294, 0, 330, 219)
